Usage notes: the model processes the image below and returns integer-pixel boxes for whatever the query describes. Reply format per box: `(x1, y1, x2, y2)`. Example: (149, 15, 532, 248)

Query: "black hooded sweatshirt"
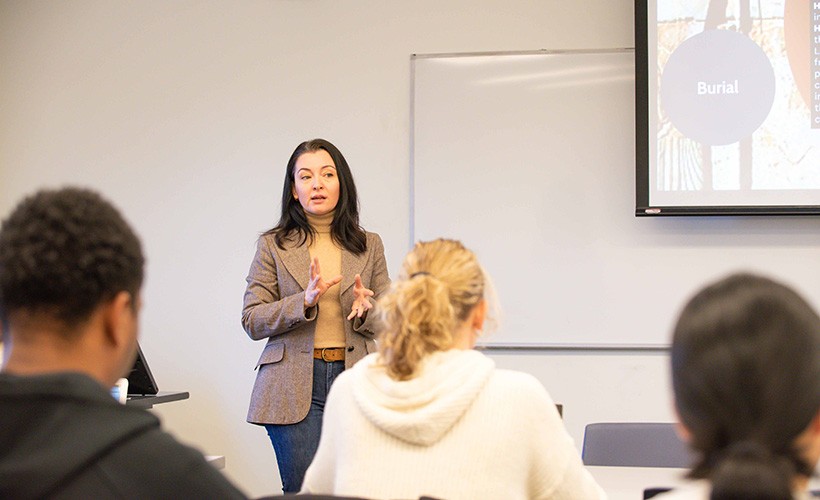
(0, 371, 247, 499)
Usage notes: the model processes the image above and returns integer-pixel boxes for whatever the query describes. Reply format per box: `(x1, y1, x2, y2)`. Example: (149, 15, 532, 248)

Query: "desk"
(125, 391, 189, 409)
(588, 466, 820, 499)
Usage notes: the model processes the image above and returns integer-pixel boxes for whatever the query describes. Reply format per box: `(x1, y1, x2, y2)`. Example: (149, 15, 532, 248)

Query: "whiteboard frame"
(410, 49, 666, 350)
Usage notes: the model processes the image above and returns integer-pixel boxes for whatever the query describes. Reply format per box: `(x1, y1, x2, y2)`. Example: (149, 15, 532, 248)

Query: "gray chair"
(582, 422, 696, 468)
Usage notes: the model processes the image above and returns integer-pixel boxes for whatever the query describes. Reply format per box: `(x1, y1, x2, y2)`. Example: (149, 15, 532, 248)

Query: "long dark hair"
(671, 273, 820, 500)
(266, 139, 367, 254)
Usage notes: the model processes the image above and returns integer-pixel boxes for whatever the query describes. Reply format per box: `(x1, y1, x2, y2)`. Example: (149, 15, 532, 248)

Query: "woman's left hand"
(347, 274, 375, 320)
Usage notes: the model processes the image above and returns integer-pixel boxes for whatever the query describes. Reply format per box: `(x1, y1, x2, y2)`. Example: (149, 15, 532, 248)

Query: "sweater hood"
(351, 349, 494, 446)
(0, 372, 159, 498)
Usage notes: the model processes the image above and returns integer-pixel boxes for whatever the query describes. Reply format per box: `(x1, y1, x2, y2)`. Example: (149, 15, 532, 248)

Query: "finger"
(309, 258, 317, 278)
(354, 274, 363, 289)
(313, 257, 321, 277)
(346, 309, 356, 320)
(328, 275, 342, 287)
(360, 288, 375, 297)
(306, 275, 317, 294)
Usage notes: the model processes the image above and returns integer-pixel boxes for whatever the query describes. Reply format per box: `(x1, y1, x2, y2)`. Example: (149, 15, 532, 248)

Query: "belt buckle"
(321, 348, 332, 362)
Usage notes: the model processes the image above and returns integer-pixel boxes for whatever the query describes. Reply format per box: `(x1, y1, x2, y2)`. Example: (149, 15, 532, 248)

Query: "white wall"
(0, 1, 667, 497)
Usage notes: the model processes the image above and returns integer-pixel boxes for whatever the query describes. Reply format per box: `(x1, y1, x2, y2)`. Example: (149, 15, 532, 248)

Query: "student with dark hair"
(0, 187, 246, 499)
(657, 272, 820, 500)
(301, 239, 603, 500)
(241, 138, 390, 493)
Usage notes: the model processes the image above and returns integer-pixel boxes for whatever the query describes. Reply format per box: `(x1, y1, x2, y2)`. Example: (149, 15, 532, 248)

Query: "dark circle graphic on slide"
(660, 29, 775, 146)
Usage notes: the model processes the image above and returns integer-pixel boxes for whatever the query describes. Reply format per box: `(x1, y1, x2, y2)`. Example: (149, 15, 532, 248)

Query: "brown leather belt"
(314, 347, 345, 362)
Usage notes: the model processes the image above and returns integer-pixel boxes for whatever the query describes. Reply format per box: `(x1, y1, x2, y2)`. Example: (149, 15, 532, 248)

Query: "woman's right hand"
(304, 257, 342, 308)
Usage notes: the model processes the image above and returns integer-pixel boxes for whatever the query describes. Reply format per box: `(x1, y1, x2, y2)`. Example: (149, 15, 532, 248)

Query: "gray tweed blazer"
(241, 230, 390, 425)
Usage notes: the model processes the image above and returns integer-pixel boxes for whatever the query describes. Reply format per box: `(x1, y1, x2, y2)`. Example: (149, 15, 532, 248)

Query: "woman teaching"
(241, 138, 390, 493)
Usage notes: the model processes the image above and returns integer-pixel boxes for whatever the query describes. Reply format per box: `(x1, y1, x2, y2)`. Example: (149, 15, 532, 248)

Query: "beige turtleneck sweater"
(306, 211, 346, 349)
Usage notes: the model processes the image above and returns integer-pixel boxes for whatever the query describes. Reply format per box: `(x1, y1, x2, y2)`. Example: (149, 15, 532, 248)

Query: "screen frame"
(634, 0, 820, 217)
(126, 343, 159, 395)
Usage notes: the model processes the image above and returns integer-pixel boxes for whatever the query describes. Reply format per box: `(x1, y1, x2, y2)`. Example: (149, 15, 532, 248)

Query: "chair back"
(582, 422, 696, 468)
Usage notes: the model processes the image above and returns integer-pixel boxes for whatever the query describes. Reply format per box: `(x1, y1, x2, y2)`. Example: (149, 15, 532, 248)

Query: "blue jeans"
(264, 358, 345, 493)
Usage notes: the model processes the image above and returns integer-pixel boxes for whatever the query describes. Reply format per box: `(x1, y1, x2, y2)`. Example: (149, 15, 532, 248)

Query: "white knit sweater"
(301, 349, 605, 500)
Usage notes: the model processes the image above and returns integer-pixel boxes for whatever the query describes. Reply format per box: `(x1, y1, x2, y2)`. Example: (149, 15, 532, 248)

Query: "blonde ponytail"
(377, 239, 489, 380)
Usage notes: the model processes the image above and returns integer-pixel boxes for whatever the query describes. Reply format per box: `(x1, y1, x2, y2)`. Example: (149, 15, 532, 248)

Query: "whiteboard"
(411, 50, 820, 348)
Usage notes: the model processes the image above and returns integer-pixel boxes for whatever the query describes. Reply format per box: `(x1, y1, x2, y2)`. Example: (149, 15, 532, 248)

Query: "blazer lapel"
(277, 238, 311, 290)
(341, 249, 369, 295)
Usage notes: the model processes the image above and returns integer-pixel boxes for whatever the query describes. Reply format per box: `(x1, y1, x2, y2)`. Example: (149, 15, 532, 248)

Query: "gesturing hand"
(347, 274, 375, 320)
(304, 257, 342, 308)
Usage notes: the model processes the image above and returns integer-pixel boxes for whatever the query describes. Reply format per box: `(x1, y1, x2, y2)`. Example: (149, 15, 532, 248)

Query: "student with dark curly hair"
(0, 187, 247, 499)
(656, 273, 820, 500)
